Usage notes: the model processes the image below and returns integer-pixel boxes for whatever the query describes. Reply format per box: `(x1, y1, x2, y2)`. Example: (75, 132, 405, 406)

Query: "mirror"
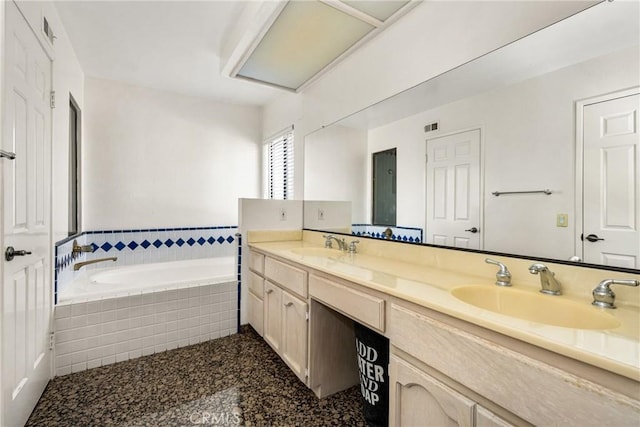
(303, 1, 640, 270)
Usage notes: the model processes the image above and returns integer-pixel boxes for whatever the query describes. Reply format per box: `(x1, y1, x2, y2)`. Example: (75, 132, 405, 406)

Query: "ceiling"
(54, 1, 283, 106)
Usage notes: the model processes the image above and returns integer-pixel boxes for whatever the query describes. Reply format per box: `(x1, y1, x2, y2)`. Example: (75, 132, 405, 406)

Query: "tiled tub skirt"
(54, 281, 238, 376)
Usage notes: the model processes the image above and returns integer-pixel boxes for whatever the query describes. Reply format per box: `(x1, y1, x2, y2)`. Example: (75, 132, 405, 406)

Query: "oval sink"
(289, 247, 344, 257)
(451, 285, 620, 330)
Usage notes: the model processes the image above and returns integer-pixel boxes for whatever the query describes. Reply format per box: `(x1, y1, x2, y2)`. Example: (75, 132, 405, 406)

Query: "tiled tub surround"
(351, 224, 423, 243)
(55, 226, 238, 301)
(54, 281, 238, 377)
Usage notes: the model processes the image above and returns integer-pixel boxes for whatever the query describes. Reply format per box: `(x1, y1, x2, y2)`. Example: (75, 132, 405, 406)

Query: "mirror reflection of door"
(426, 129, 481, 249)
(582, 91, 639, 268)
(372, 148, 397, 226)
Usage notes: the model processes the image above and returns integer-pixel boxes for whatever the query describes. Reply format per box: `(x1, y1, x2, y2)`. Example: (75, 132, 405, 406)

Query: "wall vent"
(424, 121, 439, 133)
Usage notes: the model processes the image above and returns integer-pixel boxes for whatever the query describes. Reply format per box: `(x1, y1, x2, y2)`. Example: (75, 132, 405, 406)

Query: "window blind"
(267, 129, 294, 200)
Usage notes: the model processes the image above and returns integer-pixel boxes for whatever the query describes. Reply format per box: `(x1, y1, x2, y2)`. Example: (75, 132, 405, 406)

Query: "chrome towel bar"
(492, 189, 552, 196)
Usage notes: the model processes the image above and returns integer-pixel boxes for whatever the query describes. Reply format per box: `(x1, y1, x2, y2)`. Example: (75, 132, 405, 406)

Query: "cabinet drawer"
(264, 257, 308, 298)
(248, 271, 264, 298)
(309, 275, 385, 332)
(249, 251, 264, 274)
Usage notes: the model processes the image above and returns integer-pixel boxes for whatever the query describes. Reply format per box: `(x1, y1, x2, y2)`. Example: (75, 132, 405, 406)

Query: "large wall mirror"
(303, 1, 640, 271)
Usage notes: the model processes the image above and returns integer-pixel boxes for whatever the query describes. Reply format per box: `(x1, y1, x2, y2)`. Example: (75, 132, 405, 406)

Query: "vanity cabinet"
(262, 255, 309, 384)
(248, 243, 639, 425)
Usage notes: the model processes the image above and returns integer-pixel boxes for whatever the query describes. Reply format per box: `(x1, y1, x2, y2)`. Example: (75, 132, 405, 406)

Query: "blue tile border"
(54, 225, 239, 305)
(351, 224, 423, 243)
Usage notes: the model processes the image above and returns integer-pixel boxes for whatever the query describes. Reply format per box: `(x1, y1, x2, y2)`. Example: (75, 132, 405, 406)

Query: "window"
(265, 128, 294, 200)
(69, 95, 81, 236)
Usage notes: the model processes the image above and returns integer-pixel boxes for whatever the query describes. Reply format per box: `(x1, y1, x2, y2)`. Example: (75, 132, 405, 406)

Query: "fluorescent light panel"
(238, 1, 374, 90)
(342, 0, 409, 21)
(236, 1, 414, 91)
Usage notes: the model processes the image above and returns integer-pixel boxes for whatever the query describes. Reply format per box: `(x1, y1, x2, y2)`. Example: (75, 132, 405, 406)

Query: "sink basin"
(451, 285, 620, 330)
(289, 247, 345, 257)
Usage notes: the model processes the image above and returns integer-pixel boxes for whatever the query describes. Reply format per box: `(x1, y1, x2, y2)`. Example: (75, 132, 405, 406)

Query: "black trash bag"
(354, 321, 389, 427)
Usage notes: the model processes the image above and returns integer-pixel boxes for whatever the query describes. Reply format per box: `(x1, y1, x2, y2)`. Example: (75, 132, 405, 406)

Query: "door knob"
(584, 234, 605, 243)
(465, 227, 479, 233)
(5, 246, 32, 261)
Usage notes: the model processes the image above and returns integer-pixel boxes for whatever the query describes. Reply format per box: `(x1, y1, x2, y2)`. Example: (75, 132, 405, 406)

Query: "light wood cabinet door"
(475, 406, 515, 427)
(264, 281, 282, 352)
(281, 290, 308, 384)
(248, 291, 264, 337)
(390, 355, 475, 427)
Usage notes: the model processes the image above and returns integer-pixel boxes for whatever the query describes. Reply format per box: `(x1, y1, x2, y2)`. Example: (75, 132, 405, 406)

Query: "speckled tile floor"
(27, 327, 365, 427)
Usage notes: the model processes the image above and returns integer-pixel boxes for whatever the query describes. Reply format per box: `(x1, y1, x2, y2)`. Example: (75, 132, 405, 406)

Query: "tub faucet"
(322, 234, 346, 251)
(74, 257, 117, 271)
(72, 239, 94, 254)
(529, 263, 561, 295)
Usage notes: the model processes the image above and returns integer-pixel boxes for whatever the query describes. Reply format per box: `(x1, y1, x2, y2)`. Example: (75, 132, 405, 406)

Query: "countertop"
(249, 240, 640, 382)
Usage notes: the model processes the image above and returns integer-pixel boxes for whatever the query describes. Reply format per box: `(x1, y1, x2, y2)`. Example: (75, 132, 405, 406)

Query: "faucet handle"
(348, 240, 360, 254)
(485, 258, 511, 286)
(322, 234, 334, 248)
(592, 279, 640, 309)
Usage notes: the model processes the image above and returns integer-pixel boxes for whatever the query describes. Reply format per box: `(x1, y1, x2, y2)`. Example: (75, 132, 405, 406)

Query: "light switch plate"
(557, 213, 568, 227)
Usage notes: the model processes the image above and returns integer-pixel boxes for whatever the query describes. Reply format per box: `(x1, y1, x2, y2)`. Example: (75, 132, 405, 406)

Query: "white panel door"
(583, 93, 639, 268)
(2, 2, 53, 426)
(426, 130, 481, 249)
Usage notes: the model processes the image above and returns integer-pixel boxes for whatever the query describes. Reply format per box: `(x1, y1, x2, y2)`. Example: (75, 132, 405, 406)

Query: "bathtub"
(54, 257, 238, 376)
(59, 257, 235, 302)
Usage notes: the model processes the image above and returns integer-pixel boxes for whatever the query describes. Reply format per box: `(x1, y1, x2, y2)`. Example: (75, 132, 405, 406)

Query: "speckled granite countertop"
(249, 238, 640, 382)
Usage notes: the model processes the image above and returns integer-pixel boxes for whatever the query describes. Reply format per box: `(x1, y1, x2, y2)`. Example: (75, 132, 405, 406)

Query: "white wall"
(303, 200, 352, 233)
(304, 125, 367, 222)
(366, 46, 639, 260)
(83, 78, 262, 230)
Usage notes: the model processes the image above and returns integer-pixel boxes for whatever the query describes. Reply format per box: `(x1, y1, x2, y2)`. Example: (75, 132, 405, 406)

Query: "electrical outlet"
(279, 208, 287, 221)
(556, 213, 568, 227)
(318, 209, 325, 220)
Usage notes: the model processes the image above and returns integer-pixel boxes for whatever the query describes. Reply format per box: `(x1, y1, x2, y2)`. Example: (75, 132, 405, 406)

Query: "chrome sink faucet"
(322, 234, 347, 251)
(592, 279, 639, 309)
(529, 263, 561, 295)
(485, 258, 511, 286)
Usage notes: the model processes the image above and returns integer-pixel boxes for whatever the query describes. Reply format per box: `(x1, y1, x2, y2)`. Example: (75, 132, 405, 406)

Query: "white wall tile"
(55, 279, 238, 376)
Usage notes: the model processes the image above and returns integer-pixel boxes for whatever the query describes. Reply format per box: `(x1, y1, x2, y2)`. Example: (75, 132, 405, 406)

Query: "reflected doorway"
(372, 148, 397, 225)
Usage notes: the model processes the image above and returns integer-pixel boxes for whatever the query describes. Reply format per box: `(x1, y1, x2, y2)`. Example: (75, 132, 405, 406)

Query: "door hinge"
(305, 311, 309, 321)
(49, 332, 55, 350)
(50, 91, 56, 109)
(305, 368, 309, 378)
(425, 154, 428, 163)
